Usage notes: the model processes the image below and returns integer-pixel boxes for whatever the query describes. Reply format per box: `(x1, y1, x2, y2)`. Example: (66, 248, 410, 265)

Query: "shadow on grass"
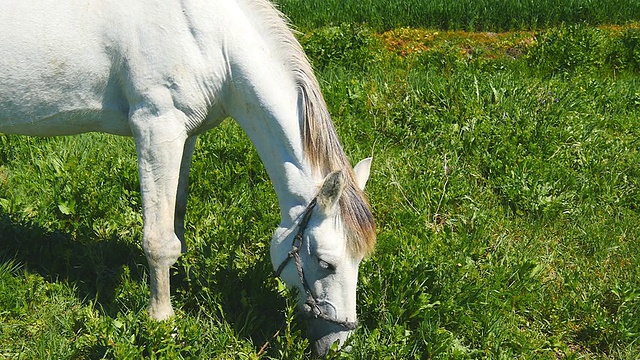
(0, 212, 147, 316)
(172, 241, 291, 350)
(0, 211, 291, 353)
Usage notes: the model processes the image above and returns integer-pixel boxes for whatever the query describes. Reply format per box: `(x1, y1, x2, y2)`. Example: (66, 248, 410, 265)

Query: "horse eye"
(318, 259, 336, 272)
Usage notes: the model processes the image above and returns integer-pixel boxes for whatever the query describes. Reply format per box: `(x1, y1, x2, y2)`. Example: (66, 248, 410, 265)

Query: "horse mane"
(236, 0, 376, 257)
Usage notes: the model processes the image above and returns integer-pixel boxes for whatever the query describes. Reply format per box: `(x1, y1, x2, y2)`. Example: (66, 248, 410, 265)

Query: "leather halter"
(275, 197, 358, 330)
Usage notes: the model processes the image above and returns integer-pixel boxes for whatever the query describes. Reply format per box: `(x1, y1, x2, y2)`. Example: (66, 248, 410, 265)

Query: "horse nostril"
(314, 299, 338, 318)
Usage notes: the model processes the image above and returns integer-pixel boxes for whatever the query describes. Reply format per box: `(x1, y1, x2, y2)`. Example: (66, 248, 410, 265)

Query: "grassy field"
(1, 4, 640, 360)
(274, 0, 640, 31)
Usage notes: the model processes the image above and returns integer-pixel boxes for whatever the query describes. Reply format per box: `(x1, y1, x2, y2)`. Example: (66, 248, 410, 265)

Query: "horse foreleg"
(131, 113, 189, 321)
(175, 136, 197, 253)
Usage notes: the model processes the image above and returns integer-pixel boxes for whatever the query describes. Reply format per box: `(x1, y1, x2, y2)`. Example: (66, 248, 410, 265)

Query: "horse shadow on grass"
(0, 211, 147, 315)
(0, 211, 290, 352)
(171, 225, 293, 349)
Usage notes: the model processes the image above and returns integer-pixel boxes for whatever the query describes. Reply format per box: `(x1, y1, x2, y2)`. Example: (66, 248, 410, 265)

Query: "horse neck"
(219, 0, 343, 222)
(229, 90, 318, 222)
(223, 62, 317, 223)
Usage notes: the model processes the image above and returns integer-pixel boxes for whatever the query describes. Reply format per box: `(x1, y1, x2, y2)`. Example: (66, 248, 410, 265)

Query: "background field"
(275, 0, 640, 31)
(1, 2, 640, 359)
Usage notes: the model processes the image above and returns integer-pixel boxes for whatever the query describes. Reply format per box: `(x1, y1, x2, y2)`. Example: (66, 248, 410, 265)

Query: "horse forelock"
(237, 0, 376, 257)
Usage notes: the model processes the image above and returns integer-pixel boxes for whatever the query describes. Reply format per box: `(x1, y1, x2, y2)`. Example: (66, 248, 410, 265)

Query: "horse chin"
(308, 321, 352, 358)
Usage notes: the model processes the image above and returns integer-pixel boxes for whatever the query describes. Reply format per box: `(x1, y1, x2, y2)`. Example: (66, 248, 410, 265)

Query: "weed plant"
(1, 22, 639, 359)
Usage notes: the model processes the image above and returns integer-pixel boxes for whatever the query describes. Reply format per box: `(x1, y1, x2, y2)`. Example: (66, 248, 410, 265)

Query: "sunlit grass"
(274, 0, 640, 32)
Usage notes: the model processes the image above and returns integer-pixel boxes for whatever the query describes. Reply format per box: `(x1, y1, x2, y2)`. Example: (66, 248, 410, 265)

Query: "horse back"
(0, 0, 227, 136)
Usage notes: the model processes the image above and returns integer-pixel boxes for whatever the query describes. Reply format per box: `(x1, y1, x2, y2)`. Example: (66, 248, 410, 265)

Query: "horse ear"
(353, 157, 372, 190)
(318, 170, 345, 214)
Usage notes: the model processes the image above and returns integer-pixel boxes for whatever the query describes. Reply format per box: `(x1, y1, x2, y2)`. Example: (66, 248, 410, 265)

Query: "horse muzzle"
(309, 321, 353, 358)
(307, 300, 355, 357)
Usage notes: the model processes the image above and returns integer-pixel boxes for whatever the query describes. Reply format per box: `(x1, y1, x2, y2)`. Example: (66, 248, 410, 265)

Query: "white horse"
(0, 0, 376, 356)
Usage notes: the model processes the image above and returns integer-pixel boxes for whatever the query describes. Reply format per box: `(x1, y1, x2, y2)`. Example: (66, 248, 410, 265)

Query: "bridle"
(275, 197, 358, 330)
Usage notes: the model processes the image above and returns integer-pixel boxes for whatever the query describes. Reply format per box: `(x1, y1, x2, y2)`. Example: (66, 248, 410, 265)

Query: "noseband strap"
(275, 197, 358, 331)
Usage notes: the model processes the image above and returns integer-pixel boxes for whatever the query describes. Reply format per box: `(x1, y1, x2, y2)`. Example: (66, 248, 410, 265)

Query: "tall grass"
(275, 0, 640, 31)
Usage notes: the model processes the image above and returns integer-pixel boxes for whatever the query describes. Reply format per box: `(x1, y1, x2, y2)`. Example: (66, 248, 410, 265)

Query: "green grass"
(274, 0, 640, 32)
(1, 16, 640, 360)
